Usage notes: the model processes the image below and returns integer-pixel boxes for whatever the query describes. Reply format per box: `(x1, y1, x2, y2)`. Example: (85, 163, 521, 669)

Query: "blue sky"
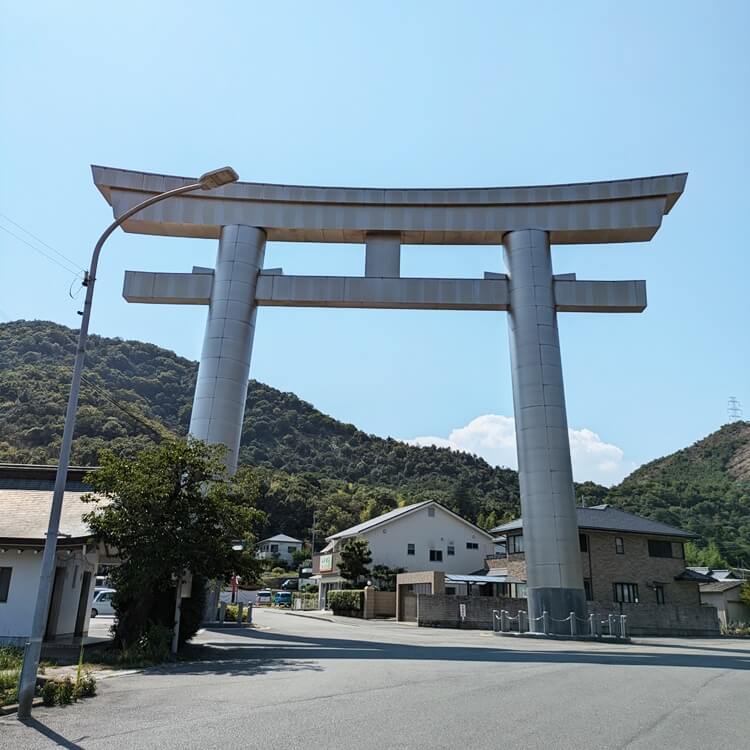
(1, 2, 748, 484)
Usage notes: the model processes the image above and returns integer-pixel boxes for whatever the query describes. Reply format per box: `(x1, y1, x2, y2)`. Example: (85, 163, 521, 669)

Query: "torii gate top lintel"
(92, 165, 686, 245)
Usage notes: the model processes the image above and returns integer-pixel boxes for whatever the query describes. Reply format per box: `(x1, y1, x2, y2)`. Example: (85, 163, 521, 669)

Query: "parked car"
(256, 589, 272, 605)
(91, 588, 116, 618)
(281, 578, 299, 590)
(273, 591, 292, 607)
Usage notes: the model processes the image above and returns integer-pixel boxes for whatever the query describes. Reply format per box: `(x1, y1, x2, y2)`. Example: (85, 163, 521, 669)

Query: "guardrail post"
(620, 614, 627, 639)
(219, 601, 227, 623)
(589, 613, 596, 637)
(569, 612, 577, 636)
(542, 610, 550, 635)
(247, 602, 253, 624)
(608, 614, 615, 636)
(501, 609, 508, 632)
(518, 610, 526, 633)
(237, 601, 244, 625)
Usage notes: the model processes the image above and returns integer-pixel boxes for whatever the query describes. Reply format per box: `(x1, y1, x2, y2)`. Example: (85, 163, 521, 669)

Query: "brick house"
(490, 504, 719, 636)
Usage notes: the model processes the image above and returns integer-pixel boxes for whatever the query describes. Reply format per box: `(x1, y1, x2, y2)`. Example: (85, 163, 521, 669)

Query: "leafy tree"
(83, 438, 265, 649)
(371, 564, 404, 591)
(291, 547, 311, 570)
(337, 538, 372, 586)
(684, 540, 728, 569)
(740, 582, 750, 609)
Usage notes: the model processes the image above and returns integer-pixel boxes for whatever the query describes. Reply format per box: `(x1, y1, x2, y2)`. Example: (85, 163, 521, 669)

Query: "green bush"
(0, 667, 20, 707)
(224, 604, 250, 622)
(721, 622, 750, 636)
(327, 589, 363, 612)
(74, 671, 97, 699)
(55, 676, 74, 706)
(0, 647, 22, 670)
(41, 680, 56, 706)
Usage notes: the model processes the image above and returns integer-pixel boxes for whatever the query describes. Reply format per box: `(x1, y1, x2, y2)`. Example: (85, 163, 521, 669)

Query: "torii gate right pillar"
(504, 229, 586, 632)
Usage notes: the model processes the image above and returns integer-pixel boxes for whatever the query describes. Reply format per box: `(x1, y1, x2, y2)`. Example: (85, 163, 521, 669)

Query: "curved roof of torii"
(92, 166, 687, 245)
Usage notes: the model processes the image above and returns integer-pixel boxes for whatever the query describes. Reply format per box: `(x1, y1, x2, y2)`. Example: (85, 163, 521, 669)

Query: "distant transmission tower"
(728, 396, 743, 422)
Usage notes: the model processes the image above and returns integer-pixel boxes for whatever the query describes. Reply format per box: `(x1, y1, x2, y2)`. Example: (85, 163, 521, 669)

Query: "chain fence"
(493, 609, 628, 638)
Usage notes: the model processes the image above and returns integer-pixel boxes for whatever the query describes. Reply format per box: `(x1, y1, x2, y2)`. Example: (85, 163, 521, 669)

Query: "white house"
(313, 500, 495, 607)
(255, 534, 304, 566)
(0, 487, 103, 646)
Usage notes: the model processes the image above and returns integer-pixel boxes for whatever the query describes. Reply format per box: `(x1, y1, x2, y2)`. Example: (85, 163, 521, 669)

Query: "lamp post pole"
(17, 167, 239, 718)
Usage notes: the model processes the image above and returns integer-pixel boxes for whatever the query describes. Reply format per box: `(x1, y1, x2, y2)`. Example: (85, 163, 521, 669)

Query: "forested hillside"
(1, 319, 748, 564)
(0, 320, 521, 535)
(607, 421, 750, 565)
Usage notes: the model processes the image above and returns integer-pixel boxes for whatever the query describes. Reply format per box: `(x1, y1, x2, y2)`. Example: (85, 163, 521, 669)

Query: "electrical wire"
(0, 212, 85, 274)
(79, 372, 177, 441)
(0, 223, 82, 277)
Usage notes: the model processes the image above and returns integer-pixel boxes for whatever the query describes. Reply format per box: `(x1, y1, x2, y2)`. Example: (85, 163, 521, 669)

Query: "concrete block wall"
(418, 594, 527, 629)
(416, 594, 719, 635)
(588, 600, 720, 637)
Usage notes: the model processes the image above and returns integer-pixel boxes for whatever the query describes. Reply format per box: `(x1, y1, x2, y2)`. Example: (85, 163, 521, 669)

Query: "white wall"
(256, 541, 302, 566)
(355, 505, 494, 574)
(0, 551, 40, 643)
(0, 547, 98, 645)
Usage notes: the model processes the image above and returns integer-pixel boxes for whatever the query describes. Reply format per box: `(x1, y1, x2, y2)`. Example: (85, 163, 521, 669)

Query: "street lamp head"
(198, 166, 239, 190)
(231, 542, 244, 552)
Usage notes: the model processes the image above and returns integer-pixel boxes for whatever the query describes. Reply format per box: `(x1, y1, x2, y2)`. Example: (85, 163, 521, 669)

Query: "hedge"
(327, 589, 363, 612)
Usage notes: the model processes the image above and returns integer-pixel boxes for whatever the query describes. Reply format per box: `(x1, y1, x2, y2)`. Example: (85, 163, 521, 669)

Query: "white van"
(91, 588, 116, 617)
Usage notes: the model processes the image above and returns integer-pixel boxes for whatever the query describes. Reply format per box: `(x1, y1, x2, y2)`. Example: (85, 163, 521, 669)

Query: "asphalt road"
(2, 609, 748, 749)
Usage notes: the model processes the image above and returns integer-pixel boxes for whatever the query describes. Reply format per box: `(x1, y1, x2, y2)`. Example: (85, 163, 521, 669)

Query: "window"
(466, 542, 479, 550)
(673, 543, 684, 559)
(270, 544, 279, 553)
(509, 534, 524, 554)
(584, 579, 593, 601)
(0, 567, 11, 603)
(429, 549, 443, 562)
(407, 543, 415, 556)
(287, 546, 296, 554)
(648, 540, 674, 558)
(427, 506, 436, 518)
(654, 585, 665, 605)
(615, 537, 624, 555)
(447, 545, 455, 556)
(613, 582, 639, 603)
(445, 586, 456, 596)
(579, 534, 588, 552)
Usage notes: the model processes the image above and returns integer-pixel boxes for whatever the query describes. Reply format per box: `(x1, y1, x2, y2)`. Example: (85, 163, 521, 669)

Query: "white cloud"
(404, 414, 637, 486)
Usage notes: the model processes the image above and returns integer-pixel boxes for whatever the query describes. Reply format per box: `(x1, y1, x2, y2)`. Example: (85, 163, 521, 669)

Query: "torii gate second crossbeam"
(93, 166, 686, 634)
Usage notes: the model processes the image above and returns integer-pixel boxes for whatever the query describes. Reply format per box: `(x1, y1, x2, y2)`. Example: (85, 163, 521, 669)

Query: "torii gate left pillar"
(189, 225, 265, 473)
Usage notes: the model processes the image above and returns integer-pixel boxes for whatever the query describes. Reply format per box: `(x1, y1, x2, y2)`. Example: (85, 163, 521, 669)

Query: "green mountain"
(0, 320, 520, 535)
(1, 319, 748, 564)
(607, 421, 750, 566)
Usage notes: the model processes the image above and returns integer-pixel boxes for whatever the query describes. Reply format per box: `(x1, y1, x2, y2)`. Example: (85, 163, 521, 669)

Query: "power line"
(0, 223, 82, 277)
(79, 373, 177, 441)
(0, 212, 85, 273)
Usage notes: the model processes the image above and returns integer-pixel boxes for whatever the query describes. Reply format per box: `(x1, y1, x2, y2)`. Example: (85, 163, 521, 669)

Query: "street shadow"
(154, 625, 750, 676)
(17, 717, 86, 750)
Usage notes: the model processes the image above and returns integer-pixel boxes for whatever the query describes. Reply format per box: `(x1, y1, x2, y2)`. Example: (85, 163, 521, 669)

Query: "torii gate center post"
(93, 166, 687, 633)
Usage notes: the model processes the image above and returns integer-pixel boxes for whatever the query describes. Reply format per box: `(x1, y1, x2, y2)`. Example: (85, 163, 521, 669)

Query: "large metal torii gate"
(93, 166, 686, 633)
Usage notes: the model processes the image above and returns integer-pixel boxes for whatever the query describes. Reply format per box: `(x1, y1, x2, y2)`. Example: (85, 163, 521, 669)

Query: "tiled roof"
(258, 534, 303, 544)
(699, 580, 745, 593)
(491, 505, 695, 539)
(0, 488, 103, 541)
(327, 500, 434, 540)
(327, 500, 494, 542)
(674, 568, 715, 582)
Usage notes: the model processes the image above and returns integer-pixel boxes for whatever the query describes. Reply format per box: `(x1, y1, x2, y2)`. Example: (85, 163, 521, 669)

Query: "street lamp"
(17, 166, 240, 718)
